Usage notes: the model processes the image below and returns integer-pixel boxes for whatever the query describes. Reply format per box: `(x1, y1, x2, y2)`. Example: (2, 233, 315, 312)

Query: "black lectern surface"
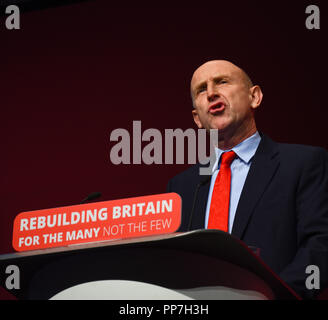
(0, 229, 299, 300)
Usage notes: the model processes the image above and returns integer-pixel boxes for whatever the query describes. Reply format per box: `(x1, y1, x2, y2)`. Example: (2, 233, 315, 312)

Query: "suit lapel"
(191, 167, 211, 230)
(231, 135, 280, 239)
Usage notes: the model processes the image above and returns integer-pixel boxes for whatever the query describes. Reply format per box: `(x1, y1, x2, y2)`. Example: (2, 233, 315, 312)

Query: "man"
(166, 60, 328, 299)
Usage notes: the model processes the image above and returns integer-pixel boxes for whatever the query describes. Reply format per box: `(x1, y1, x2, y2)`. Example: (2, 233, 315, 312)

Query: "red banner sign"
(12, 193, 181, 252)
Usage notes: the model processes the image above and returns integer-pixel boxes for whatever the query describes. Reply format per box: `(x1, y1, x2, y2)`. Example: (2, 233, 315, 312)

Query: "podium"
(0, 229, 299, 300)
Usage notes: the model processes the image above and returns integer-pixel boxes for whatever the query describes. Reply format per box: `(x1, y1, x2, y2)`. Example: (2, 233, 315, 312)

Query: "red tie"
(208, 151, 236, 232)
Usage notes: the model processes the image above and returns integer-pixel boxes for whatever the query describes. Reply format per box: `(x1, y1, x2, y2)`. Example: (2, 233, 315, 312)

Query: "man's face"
(191, 61, 258, 135)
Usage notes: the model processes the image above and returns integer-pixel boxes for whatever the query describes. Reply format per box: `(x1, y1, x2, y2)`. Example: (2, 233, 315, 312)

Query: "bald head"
(191, 60, 253, 105)
(190, 59, 263, 145)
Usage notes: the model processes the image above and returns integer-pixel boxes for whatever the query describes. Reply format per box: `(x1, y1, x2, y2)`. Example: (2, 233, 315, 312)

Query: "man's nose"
(207, 83, 219, 102)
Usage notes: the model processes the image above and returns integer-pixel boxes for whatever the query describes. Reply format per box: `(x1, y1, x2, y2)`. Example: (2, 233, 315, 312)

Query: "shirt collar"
(213, 131, 261, 171)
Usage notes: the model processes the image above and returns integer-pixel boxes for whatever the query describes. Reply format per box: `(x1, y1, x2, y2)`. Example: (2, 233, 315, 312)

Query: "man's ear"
(192, 108, 203, 128)
(250, 85, 263, 110)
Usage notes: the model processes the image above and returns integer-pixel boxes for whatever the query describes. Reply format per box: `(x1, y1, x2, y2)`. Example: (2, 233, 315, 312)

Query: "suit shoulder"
(168, 164, 201, 184)
(277, 142, 327, 164)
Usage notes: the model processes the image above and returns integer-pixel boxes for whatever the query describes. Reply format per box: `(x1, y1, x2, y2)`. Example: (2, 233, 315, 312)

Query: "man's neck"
(217, 125, 257, 150)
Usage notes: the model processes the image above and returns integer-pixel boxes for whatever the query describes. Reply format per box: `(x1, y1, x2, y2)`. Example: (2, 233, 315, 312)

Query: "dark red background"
(0, 0, 327, 298)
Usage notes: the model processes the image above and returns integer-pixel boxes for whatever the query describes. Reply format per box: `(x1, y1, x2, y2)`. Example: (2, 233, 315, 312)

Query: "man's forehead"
(191, 60, 242, 87)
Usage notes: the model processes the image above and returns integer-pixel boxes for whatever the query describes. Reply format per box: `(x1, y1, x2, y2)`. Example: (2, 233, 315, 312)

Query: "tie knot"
(220, 151, 236, 167)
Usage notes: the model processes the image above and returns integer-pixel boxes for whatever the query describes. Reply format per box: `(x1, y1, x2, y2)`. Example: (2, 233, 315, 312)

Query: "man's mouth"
(208, 102, 225, 114)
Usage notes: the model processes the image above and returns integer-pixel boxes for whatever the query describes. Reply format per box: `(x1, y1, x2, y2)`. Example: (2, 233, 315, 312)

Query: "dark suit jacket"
(167, 134, 328, 299)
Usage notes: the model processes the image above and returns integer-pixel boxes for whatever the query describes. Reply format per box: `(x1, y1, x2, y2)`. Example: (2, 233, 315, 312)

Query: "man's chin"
(207, 120, 232, 133)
